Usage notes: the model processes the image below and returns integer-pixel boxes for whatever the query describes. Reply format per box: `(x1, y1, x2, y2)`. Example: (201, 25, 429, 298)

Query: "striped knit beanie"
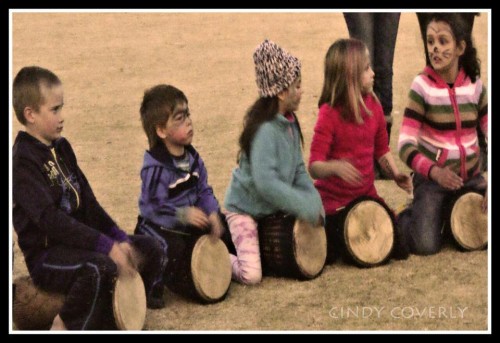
(253, 39, 301, 98)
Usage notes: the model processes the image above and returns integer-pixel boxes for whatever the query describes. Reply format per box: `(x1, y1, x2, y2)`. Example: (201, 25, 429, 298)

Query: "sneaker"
(147, 296, 165, 309)
(147, 285, 165, 309)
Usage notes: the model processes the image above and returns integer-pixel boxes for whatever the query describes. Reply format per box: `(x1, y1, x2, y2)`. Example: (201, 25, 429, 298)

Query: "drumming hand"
(331, 160, 363, 186)
(429, 166, 464, 190)
(118, 242, 143, 271)
(395, 173, 413, 194)
(208, 212, 224, 238)
(183, 207, 210, 229)
(109, 243, 136, 278)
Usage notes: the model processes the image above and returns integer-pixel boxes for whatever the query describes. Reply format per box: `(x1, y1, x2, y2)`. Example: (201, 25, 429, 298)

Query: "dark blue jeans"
(398, 173, 487, 256)
(344, 13, 400, 124)
(31, 235, 165, 330)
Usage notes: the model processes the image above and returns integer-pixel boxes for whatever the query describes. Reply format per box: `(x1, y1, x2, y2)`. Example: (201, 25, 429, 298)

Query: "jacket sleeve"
(139, 165, 180, 228)
(309, 105, 334, 166)
(13, 156, 115, 255)
(398, 77, 435, 178)
(194, 156, 220, 215)
(293, 157, 325, 221)
(250, 123, 322, 224)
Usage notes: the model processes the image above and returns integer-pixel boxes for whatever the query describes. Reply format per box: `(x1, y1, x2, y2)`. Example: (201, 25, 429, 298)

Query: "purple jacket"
(138, 144, 220, 229)
(12, 132, 129, 274)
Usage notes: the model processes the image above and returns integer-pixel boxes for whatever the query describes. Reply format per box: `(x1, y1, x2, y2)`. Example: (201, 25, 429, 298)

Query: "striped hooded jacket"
(398, 66, 487, 181)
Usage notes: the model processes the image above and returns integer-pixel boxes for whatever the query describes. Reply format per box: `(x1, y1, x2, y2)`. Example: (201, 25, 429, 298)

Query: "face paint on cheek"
(442, 48, 452, 59)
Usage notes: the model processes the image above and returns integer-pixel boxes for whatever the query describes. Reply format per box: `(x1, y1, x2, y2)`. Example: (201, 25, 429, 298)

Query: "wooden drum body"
(13, 272, 146, 330)
(12, 276, 65, 330)
(258, 213, 327, 279)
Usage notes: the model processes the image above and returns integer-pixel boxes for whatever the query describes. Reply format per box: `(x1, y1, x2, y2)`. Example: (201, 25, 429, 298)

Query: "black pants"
(30, 235, 165, 330)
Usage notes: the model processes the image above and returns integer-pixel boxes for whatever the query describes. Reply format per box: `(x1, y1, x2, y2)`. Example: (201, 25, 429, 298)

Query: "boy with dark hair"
(135, 84, 227, 293)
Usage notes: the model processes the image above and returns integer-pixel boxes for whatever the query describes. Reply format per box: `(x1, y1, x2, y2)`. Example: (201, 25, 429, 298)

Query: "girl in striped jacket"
(398, 13, 488, 255)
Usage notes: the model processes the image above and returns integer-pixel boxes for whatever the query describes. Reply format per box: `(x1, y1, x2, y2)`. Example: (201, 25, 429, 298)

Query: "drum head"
(344, 200, 394, 266)
(113, 272, 146, 330)
(293, 220, 327, 278)
(191, 235, 232, 302)
(451, 192, 487, 250)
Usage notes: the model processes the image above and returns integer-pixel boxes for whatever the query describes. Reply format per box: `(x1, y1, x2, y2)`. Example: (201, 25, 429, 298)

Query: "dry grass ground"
(10, 11, 489, 331)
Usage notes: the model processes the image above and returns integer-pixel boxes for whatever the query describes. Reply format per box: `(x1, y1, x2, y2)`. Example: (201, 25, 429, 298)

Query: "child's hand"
(429, 166, 464, 190)
(183, 207, 210, 229)
(118, 242, 143, 271)
(109, 242, 136, 278)
(208, 212, 225, 239)
(331, 160, 363, 186)
(395, 173, 413, 194)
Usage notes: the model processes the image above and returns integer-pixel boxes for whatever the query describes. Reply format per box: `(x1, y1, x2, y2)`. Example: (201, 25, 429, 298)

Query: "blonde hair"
(318, 38, 378, 124)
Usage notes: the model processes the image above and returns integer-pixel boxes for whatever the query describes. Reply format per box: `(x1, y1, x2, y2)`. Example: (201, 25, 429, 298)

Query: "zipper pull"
(435, 149, 442, 162)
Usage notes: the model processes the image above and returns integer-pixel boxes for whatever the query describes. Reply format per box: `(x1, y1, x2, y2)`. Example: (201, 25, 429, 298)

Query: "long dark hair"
(238, 96, 303, 161)
(425, 13, 481, 82)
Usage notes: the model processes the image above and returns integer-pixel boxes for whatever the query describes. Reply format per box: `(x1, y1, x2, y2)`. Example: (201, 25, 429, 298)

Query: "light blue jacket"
(224, 113, 324, 224)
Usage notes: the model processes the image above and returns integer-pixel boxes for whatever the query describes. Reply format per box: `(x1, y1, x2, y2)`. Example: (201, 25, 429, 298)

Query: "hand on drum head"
(181, 207, 210, 229)
(394, 173, 413, 194)
(208, 212, 225, 239)
(429, 166, 464, 190)
(118, 241, 143, 271)
(109, 242, 137, 278)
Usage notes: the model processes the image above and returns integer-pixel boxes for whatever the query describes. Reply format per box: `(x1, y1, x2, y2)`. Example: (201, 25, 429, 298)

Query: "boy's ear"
(155, 123, 168, 139)
(23, 106, 36, 124)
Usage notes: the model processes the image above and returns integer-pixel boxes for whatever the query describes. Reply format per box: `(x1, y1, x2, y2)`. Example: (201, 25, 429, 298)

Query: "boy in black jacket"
(12, 66, 166, 330)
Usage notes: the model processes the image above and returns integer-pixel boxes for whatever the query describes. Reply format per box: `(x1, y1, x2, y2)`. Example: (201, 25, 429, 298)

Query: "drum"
(112, 271, 146, 330)
(257, 213, 327, 279)
(13, 272, 146, 330)
(446, 191, 487, 251)
(330, 197, 395, 267)
(13, 276, 65, 330)
(164, 232, 232, 303)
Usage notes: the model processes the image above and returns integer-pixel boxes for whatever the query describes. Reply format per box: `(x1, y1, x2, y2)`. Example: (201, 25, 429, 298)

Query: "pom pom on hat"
(253, 39, 301, 98)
